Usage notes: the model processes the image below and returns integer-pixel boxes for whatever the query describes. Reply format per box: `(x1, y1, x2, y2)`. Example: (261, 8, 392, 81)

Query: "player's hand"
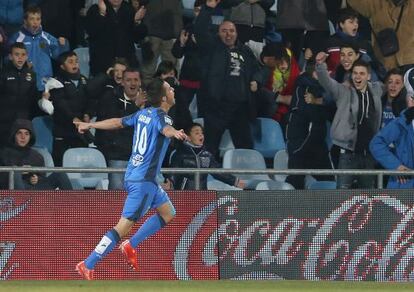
(315, 52, 328, 64)
(174, 129, 188, 141)
(206, 0, 220, 9)
(73, 120, 91, 133)
(30, 174, 39, 185)
(58, 37, 66, 46)
(98, 0, 107, 15)
(0, 34, 3, 43)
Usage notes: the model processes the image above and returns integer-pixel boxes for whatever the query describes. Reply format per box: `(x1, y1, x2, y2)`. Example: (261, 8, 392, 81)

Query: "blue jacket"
(370, 108, 414, 189)
(8, 27, 69, 91)
(0, 0, 23, 25)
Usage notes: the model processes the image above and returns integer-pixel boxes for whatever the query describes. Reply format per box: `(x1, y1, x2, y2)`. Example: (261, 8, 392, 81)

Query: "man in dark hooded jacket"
(285, 63, 334, 189)
(0, 119, 72, 190)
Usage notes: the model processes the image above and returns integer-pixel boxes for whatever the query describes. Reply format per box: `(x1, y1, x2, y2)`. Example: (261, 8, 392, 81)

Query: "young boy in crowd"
(0, 42, 38, 148)
(8, 6, 69, 91)
(169, 123, 246, 190)
(324, 8, 383, 80)
(49, 51, 98, 166)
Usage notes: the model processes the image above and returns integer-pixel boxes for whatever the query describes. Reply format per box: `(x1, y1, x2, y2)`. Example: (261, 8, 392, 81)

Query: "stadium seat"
(219, 130, 235, 157)
(207, 175, 241, 190)
(32, 146, 54, 176)
(188, 94, 198, 119)
(74, 47, 90, 78)
(255, 181, 295, 190)
(192, 117, 204, 127)
(223, 149, 271, 189)
(62, 148, 108, 190)
(182, 0, 196, 18)
(307, 180, 337, 190)
(273, 149, 288, 182)
(251, 118, 285, 159)
(32, 116, 53, 154)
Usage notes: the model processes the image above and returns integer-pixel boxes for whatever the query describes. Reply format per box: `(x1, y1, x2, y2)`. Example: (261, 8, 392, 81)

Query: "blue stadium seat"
(256, 181, 295, 190)
(223, 149, 271, 189)
(219, 130, 235, 157)
(182, 0, 196, 18)
(273, 149, 288, 182)
(307, 180, 337, 190)
(62, 148, 108, 189)
(206, 175, 242, 190)
(32, 146, 54, 176)
(74, 47, 90, 78)
(32, 116, 53, 154)
(251, 118, 286, 158)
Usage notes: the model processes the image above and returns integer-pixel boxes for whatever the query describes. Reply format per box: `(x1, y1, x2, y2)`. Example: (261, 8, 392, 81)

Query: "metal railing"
(1, 166, 414, 190)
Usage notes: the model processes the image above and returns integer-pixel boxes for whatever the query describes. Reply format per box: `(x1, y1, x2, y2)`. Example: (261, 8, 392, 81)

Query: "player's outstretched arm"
(162, 126, 188, 141)
(74, 118, 123, 134)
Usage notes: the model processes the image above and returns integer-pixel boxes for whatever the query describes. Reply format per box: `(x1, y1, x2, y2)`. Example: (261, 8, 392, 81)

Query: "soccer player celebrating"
(73, 78, 187, 280)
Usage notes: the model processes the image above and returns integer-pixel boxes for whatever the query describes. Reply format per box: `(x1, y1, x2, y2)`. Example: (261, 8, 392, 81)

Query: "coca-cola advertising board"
(2, 189, 414, 281)
(0, 190, 218, 280)
(217, 190, 414, 281)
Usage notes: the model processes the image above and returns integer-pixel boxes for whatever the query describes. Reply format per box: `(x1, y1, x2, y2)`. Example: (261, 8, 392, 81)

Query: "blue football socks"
(84, 229, 120, 269)
(129, 214, 166, 248)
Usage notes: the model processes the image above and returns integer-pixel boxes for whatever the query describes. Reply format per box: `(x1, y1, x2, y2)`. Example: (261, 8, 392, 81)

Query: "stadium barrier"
(2, 166, 414, 189)
(2, 189, 414, 281)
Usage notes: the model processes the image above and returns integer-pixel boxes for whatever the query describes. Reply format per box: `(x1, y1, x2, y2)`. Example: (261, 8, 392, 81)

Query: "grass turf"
(1, 280, 414, 292)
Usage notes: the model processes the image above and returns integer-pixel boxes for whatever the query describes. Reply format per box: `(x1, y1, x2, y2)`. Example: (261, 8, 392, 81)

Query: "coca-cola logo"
(174, 193, 414, 281)
(0, 197, 30, 280)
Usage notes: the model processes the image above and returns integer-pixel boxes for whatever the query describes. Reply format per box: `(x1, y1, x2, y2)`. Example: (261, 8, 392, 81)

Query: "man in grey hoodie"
(315, 52, 384, 189)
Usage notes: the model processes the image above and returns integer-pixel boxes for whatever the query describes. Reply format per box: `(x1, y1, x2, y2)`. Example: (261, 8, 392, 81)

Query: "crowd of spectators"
(1, 0, 414, 190)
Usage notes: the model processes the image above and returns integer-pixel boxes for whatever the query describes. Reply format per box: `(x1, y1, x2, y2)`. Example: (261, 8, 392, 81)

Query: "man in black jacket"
(194, 0, 261, 156)
(0, 42, 38, 148)
(285, 63, 334, 189)
(170, 123, 245, 190)
(0, 119, 72, 190)
(86, 0, 146, 75)
(95, 67, 145, 189)
(50, 51, 99, 166)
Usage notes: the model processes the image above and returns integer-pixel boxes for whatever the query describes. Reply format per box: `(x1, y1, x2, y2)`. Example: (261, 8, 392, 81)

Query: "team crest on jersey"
(132, 154, 144, 167)
(164, 116, 173, 126)
(25, 73, 32, 82)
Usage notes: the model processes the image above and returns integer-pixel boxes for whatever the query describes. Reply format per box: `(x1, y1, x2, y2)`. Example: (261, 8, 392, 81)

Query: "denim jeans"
(337, 151, 377, 189)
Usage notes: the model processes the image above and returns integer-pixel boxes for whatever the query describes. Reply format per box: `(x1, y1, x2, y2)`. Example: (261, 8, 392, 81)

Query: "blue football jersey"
(121, 107, 172, 182)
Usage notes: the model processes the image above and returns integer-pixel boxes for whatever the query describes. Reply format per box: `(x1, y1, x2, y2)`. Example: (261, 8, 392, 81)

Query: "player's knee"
(161, 205, 176, 225)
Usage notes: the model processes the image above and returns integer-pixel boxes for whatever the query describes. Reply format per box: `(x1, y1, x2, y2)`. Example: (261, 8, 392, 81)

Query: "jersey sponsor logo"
(6, 77, 16, 81)
(138, 114, 151, 124)
(132, 153, 144, 167)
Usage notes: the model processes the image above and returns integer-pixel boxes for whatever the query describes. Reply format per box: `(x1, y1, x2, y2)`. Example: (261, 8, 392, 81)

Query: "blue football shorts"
(122, 181, 171, 222)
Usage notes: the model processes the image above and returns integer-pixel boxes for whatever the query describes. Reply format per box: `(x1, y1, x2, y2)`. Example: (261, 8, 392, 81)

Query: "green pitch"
(1, 280, 414, 292)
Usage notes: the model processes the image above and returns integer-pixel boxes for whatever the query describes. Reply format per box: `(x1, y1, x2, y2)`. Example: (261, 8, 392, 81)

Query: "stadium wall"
(1, 190, 414, 281)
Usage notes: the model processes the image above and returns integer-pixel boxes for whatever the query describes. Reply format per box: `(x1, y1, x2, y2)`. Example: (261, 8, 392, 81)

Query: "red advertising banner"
(0, 190, 219, 280)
